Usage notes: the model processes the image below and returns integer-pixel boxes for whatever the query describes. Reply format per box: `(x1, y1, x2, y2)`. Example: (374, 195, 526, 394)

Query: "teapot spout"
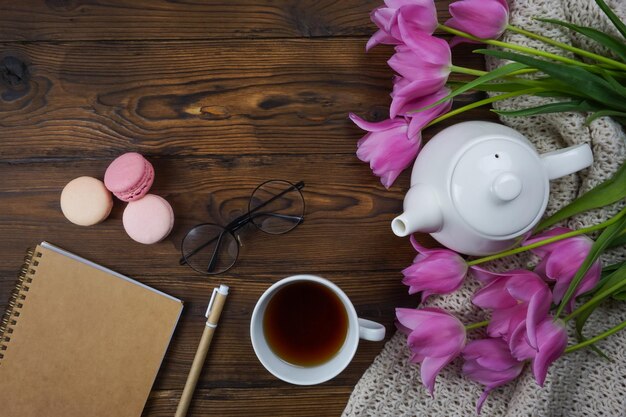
(541, 143, 593, 180)
(391, 184, 443, 237)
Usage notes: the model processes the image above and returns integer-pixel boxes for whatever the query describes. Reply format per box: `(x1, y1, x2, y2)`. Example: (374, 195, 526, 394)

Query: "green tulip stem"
(465, 320, 490, 331)
(450, 65, 539, 78)
(564, 319, 626, 354)
(564, 277, 626, 322)
(466, 209, 626, 267)
(438, 24, 594, 70)
(506, 24, 626, 72)
(424, 87, 545, 128)
(450, 65, 488, 76)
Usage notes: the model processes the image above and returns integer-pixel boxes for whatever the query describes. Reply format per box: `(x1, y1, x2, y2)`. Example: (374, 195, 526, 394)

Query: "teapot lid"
(450, 137, 548, 238)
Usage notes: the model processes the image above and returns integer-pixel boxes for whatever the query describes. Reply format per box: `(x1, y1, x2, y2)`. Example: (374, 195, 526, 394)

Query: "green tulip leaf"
(608, 231, 626, 249)
(557, 210, 626, 318)
(530, 77, 586, 96)
(574, 262, 626, 360)
(613, 291, 626, 301)
(595, 262, 626, 301)
(599, 71, 626, 97)
(603, 261, 625, 276)
(537, 18, 626, 62)
(574, 323, 613, 360)
(536, 161, 626, 231)
(492, 100, 599, 117)
(585, 110, 626, 125)
(574, 307, 611, 360)
(534, 90, 579, 99)
(476, 49, 626, 112)
(513, 76, 590, 99)
(594, 0, 626, 39)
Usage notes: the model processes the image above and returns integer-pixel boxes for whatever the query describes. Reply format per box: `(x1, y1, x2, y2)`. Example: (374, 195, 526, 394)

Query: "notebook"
(0, 242, 183, 417)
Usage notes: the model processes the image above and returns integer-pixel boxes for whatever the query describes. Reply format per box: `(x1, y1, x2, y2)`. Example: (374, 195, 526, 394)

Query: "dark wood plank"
(143, 387, 354, 417)
(0, 0, 452, 42)
(0, 39, 490, 160)
(0, 154, 440, 274)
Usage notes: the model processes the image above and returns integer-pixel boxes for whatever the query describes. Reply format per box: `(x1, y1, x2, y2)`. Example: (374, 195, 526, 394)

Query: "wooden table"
(0, 1, 493, 415)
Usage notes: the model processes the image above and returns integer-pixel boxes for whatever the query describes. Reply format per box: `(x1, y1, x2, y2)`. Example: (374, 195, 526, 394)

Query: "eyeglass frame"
(179, 180, 305, 274)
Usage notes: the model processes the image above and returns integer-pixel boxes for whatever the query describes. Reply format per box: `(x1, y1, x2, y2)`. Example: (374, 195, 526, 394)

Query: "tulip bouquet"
(350, 0, 626, 413)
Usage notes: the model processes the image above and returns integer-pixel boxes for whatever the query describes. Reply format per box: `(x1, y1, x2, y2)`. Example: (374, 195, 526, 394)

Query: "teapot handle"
(541, 144, 593, 180)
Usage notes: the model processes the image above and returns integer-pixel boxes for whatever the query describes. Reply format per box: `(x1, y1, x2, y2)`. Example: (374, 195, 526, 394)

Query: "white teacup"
(250, 274, 386, 385)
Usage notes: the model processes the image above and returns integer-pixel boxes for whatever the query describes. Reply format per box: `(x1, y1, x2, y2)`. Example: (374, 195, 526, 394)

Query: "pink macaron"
(104, 152, 154, 202)
(123, 194, 174, 244)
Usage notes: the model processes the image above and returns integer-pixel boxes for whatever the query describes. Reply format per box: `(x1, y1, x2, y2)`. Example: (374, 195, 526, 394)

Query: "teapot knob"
(492, 172, 522, 202)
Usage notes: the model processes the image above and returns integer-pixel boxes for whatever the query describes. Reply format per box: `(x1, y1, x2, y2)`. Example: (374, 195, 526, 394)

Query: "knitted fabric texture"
(342, 1, 626, 416)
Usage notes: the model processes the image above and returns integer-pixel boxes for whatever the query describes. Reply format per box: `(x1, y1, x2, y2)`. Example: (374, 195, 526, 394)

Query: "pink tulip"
(396, 307, 466, 395)
(397, 87, 452, 138)
(402, 235, 467, 300)
(349, 113, 420, 189)
(525, 227, 602, 312)
(446, 0, 509, 42)
(471, 267, 551, 349)
(366, 0, 438, 51)
(509, 317, 567, 386)
(388, 33, 451, 85)
(462, 338, 524, 414)
(390, 75, 445, 118)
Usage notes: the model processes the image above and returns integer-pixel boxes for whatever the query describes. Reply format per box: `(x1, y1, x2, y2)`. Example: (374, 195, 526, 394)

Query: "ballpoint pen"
(175, 284, 229, 417)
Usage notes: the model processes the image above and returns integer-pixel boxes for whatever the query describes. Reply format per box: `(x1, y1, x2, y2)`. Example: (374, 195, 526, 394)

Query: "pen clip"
(205, 287, 218, 318)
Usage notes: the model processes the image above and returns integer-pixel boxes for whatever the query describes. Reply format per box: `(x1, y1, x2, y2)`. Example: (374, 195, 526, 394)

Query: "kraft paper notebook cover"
(0, 242, 183, 417)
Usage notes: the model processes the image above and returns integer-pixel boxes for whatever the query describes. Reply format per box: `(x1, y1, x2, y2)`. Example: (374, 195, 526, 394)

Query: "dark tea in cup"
(263, 280, 348, 366)
(251, 275, 386, 385)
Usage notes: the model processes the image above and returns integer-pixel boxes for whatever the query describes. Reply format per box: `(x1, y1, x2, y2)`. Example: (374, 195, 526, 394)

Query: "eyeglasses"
(180, 180, 305, 275)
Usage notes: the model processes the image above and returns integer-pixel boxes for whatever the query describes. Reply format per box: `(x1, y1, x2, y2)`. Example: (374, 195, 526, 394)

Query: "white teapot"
(391, 121, 593, 256)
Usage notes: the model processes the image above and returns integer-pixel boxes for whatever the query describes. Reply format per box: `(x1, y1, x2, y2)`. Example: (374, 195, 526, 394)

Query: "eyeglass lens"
(249, 180, 304, 234)
(181, 224, 239, 274)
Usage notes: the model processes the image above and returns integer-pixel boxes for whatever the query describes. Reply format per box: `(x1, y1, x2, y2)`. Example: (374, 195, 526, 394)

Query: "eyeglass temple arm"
(223, 181, 305, 233)
(250, 212, 303, 223)
(228, 211, 303, 235)
(179, 234, 221, 265)
(207, 231, 225, 273)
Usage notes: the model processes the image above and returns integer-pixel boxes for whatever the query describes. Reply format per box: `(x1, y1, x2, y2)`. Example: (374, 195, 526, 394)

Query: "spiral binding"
(0, 249, 39, 364)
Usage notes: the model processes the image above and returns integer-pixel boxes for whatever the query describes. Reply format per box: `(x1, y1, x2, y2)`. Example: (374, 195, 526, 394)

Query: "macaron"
(104, 152, 154, 202)
(60, 176, 113, 226)
(123, 194, 174, 244)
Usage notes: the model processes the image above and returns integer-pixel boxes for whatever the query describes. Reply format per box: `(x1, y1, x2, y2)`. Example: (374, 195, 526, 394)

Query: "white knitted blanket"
(343, 1, 626, 416)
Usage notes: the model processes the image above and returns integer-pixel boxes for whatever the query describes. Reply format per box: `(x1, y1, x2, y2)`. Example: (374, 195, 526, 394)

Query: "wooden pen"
(175, 284, 229, 417)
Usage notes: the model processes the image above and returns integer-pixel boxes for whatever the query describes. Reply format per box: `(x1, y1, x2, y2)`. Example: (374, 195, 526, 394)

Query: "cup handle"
(358, 318, 386, 342)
